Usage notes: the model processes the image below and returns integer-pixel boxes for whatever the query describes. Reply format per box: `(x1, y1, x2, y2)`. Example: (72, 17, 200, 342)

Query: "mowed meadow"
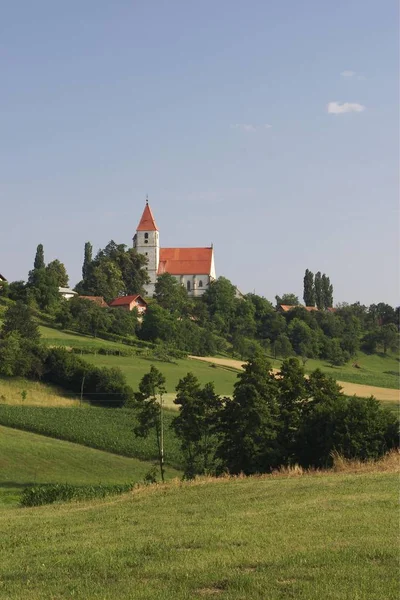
(0, 454, 398, 599)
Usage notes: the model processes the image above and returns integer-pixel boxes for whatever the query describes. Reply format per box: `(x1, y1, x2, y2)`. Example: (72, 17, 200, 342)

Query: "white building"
(133, 201, 216, 297)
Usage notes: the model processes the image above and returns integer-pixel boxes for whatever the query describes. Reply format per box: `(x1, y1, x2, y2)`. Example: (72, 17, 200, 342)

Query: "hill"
(0, 425, 181, 507)
(0, 454, 398, 599)
(0, 377, 78, 407)
(39, 324, 399, 399)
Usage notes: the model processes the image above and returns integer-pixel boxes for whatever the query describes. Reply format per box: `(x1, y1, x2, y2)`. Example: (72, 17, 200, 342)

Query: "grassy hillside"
(0, 456, 398, 599)
(0, 426, 181, 507)
(0, 377, 79, 407)
(40, 324, 398, 392)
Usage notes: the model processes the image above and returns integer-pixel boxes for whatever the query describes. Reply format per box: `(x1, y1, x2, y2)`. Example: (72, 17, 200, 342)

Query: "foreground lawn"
(0, 405, 183, 468)
(0, 466, 397, 599)
(0, 426, 181, 507)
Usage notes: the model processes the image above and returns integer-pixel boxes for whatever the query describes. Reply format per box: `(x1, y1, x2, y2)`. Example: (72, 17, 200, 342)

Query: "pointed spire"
(137, 198, 158, 231)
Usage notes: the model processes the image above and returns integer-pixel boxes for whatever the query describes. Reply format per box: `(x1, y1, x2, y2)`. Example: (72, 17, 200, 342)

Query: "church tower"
(133, 199, 159, 297)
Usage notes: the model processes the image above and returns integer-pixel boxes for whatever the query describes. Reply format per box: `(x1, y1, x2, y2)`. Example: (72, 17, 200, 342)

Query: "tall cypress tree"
(82, 242, 93, 280)
(34, 244, 45, 270)
(303, 269, 315, 307)
(321, 274, 333, 308)
(314, 271, 323, 309)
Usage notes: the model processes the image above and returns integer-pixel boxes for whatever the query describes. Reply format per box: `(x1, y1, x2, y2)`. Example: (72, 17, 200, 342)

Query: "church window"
(187, 281, 191, 292)
(144, 233, 148, 244)
(198, 280, 203, 288)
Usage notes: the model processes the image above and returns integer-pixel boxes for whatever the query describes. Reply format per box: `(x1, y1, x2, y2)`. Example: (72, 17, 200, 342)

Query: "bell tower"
(133, 197, 159, 297)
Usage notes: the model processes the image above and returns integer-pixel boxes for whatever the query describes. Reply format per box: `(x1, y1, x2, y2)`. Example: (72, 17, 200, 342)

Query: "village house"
(133, 200, 216, 297)
(109, 294, 147, 314)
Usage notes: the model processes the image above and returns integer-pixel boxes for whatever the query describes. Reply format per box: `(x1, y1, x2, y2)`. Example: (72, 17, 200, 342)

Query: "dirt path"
(189, 356, 399, 403)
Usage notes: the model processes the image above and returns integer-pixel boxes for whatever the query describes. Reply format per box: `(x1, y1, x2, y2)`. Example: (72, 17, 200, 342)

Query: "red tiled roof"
(79, 296, 108, 307)
(158, 248, 213, 276)
(109, 294, 147, 307)
(279, 305, 319, 312)
(136, 203, 158, 231)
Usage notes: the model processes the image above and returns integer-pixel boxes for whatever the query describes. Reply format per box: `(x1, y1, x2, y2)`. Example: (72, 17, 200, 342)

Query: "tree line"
(1, 242, 398, 363)
(134, 359, 398, 481)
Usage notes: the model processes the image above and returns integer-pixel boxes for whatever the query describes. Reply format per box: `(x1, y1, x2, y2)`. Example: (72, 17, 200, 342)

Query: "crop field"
(0, 426, 180, 507)
(0, 405, 183, 468)
(0, 455, 398, 599)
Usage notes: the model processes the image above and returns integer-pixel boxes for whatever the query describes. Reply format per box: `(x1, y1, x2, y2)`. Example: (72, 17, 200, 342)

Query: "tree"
(379, 324, 398, 354)
(303, 269, 315, 307)
(27, 266, 60, 311)
(134, 366, 167, 482)
(287, 318, 319, 358)
(274, 333, 293, 358)
(154, 273, 189, 313)
(1, 301, 40, 341)
(34, 244, 45, 269)
(275, 293, 299, 307)
(321, 274, 333, 309)
(0, 332, 47, 378)
(173, 374, 220, 477)
(314, 272, 323, 309)
(76, 241, 149, 300)
(202, 277, 237, 335)
(46, 259, 69, 287)
(325, 338, 347, 366)
(216, 354, 279, 474)
(7, 281, 28, 303)
(82, 242, 93, 280)
(276, 358, 307, 464)
(139, 304, 177, 343)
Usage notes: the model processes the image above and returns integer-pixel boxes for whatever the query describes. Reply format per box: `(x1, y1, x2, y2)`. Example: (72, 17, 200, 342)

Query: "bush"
(20, 482, 134, 507)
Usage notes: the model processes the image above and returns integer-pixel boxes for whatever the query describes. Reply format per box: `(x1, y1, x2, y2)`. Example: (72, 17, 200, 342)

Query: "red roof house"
(157, 247, 213, 276)
(109, 294, 147, 314)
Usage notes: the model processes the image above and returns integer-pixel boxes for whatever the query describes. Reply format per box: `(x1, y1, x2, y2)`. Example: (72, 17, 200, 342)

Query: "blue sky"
(1, 0, 398, 305)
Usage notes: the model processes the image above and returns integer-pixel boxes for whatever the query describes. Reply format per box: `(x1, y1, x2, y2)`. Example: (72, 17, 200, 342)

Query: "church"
(133, 200, 216, 298)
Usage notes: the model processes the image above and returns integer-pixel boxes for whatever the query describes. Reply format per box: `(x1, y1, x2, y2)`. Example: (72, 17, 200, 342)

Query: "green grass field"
(0, 426, 181, 507)
(0, 459, 397, 599)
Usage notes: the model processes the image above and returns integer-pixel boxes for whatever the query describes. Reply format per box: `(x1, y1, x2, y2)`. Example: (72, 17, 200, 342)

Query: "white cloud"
(341, 70, 356, 78)
(327, 101, 366, 114)
(231, 124, 256, 132)
(231, 123, 272, 132)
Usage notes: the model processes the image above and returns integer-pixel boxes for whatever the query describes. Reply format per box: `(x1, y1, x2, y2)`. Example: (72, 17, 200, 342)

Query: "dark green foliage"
(154, 273, 189, 313)
(274, 333, 293, 358)
(46, 259, 69, 287)
(275, 293, 300, 307)
(0, 333, 47, 378)
(34, 244, 45, 270)
(43, 348, 133, 407)
(1, 301, 40, 341)
(76, 241, 149, 301)
(82, 241, 93, 279)
(173, 375, 220, 477)
(276, 359, 307, 463)
(0, 405, 182, 467)
(325, 338, 348, 366)
(27, 267, 60, 311)
(321, 274, 333, 308)
(134, 366, 167, 481)
(296, 396, 398, 468)
(216, 354, 279, 474)
(20, 482, 133, 507)
(303, 269, 315, 307)
(6, 281, 29, 303)
(314, 272, 323, 309)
